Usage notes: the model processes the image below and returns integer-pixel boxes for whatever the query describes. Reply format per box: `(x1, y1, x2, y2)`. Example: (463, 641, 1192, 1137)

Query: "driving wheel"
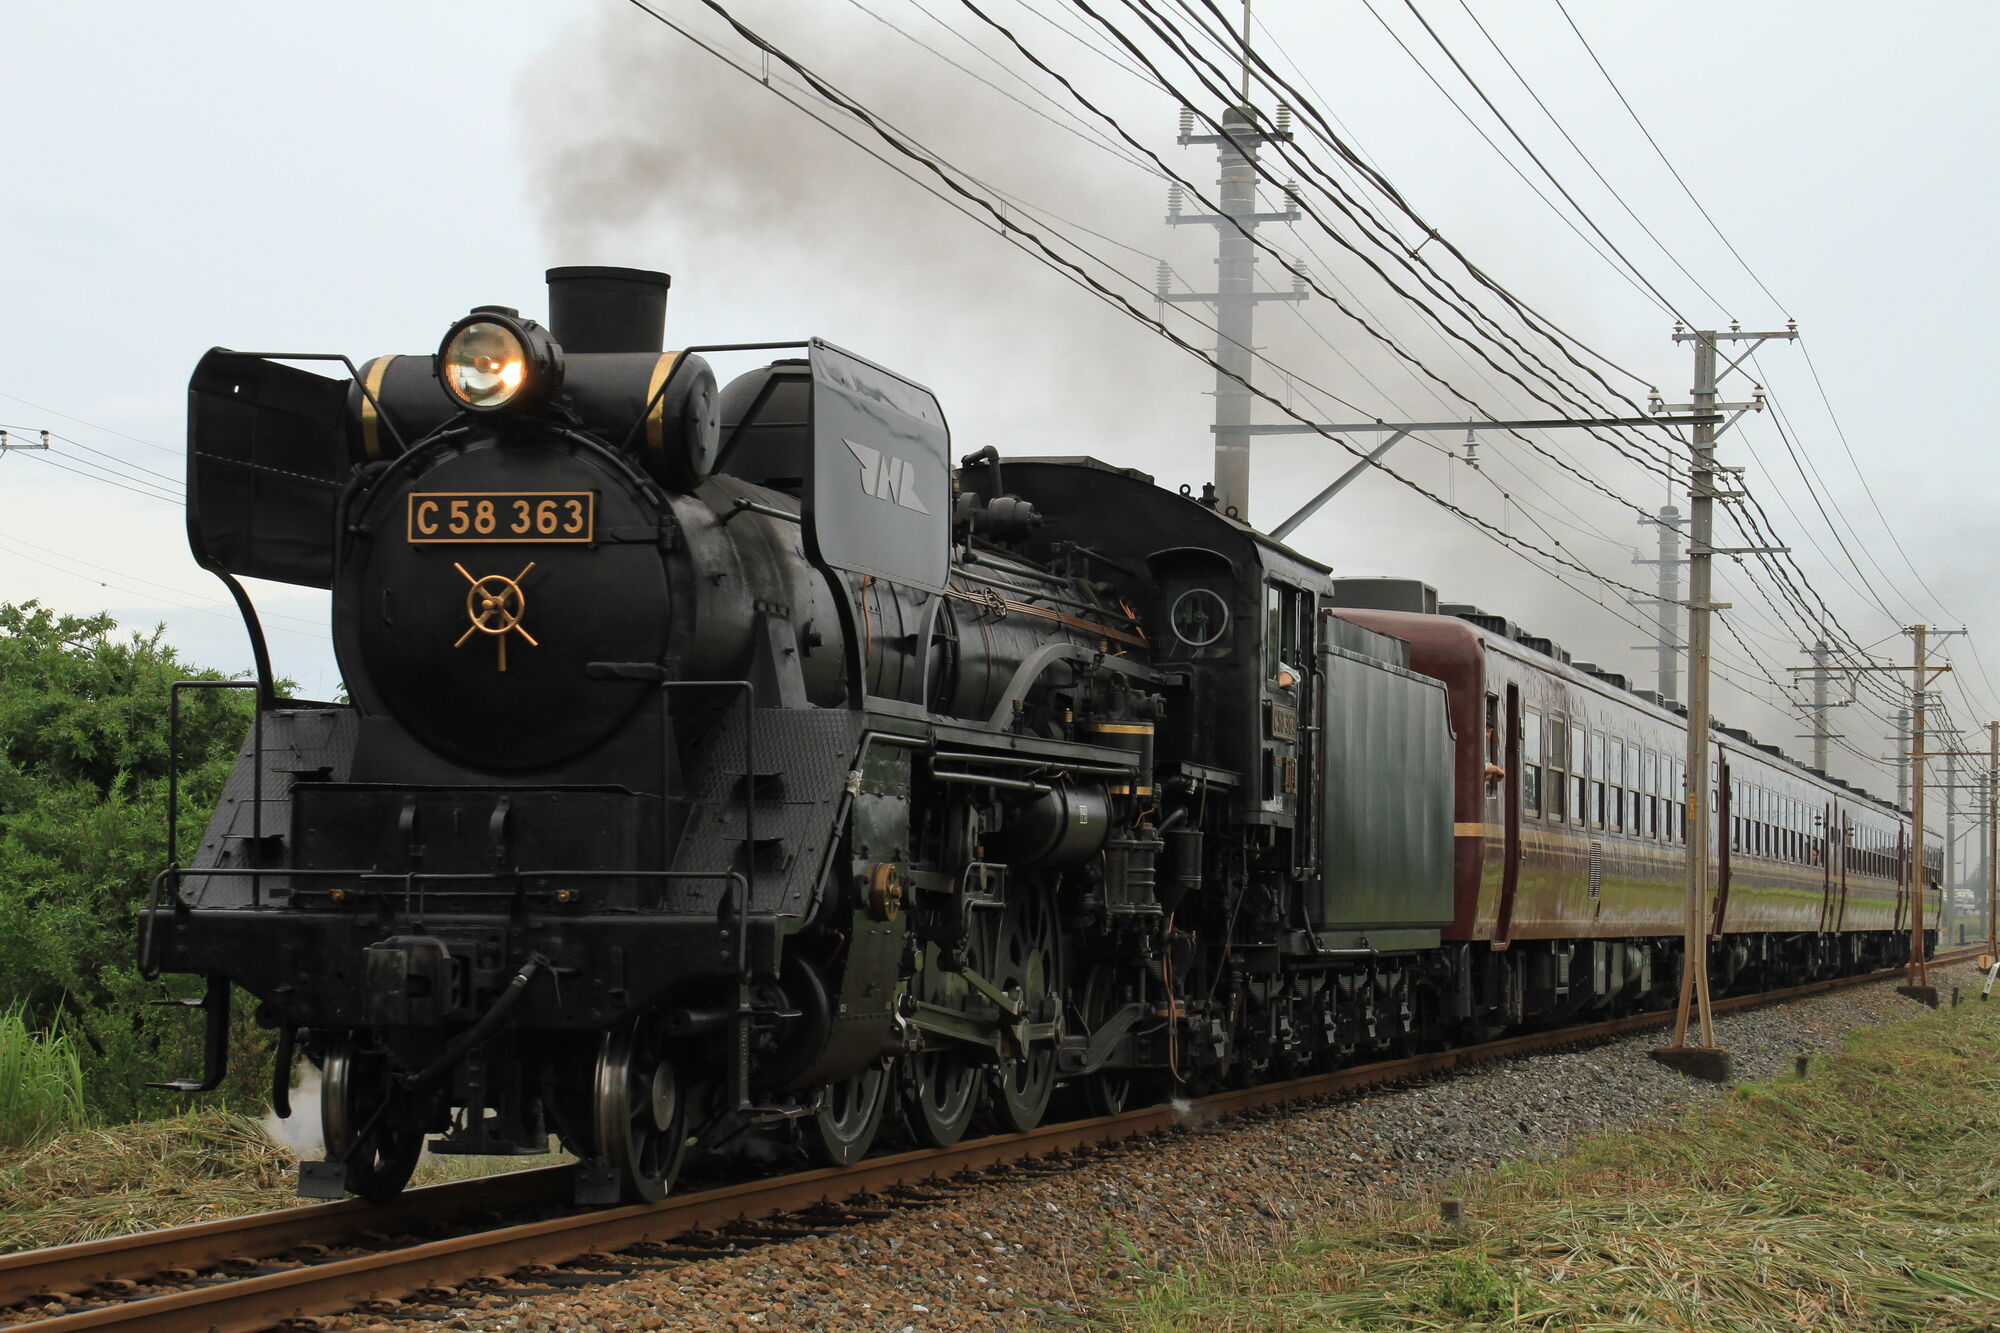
(901, 942, 982, 1147)
(989, 883, 1062, 1133)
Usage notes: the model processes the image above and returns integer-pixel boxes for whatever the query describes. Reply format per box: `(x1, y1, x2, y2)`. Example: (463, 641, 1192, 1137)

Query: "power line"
(0, 532, 331, 642)
(1551, 0, 1788, 317)
(1387, 0, 1693, 325)
(1447, 0, 1735, 318)
(993, 0, 1697, 504)
(14, 448, 181, 504)
(625, 0, 1670, 605)
(0, 389, 181, 458)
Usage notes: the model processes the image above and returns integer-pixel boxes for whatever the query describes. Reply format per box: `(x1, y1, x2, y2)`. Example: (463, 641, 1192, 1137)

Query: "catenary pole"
(1652, 324, 1794, 1077)
(1911, 624, 1929, 988)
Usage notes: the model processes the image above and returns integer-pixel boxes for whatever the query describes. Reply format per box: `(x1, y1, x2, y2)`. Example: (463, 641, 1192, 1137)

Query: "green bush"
(0, 602, 268, 1120)
(0, 1006, 87, 1148)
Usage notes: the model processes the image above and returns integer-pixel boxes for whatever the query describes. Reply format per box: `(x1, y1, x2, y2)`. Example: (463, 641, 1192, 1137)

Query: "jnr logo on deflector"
(844, 439, 931, 514)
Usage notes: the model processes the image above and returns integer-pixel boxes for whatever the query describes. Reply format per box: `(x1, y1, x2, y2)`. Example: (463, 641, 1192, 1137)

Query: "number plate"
(406, 492, 595, 545)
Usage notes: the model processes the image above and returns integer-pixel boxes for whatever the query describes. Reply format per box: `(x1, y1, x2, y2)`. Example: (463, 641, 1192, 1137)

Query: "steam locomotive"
(140, 267, 1938, 1204)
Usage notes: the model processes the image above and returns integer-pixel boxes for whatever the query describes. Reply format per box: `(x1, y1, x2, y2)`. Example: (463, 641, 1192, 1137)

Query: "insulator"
(1285, 179, 1301, 206)
(1276, 102, 1293, 134)
(1167, 183, 1185, 215)
(1155, 260, 1172, 297)
(1292, 263, 1309, 295)
(1179, 107, 1195, 137)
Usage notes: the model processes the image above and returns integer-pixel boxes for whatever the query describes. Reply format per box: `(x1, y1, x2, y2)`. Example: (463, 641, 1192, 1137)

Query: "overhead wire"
(0, 532, 331, 642)
(1551, 0, 1788, 316)
(627, 0, 1671, 605)
(631, 0, 1964, 774)
(1390, 0, 1696, 324)
(1134, 0, 1693, 483)
(1447, 0, 1737, 319)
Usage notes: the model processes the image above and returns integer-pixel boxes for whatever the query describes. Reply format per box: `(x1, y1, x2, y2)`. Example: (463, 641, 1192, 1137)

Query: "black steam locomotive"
(141, 267, 1934, 1204)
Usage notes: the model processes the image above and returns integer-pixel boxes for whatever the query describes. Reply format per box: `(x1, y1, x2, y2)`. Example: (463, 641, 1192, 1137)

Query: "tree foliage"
(0, 602, 264, 1119)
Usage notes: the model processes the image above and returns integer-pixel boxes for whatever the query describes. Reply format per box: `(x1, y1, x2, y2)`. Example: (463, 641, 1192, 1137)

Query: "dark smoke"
(519, 1, 1204, 464)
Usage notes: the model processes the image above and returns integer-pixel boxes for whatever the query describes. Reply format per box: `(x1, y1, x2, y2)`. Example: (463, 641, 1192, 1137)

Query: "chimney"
(545, 266, 670, 353)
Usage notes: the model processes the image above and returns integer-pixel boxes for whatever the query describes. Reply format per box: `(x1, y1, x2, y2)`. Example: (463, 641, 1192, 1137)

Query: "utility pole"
(1990, 720, 1997, 957)
(1946, 746, 1959, 938)
(1909, 624, 1932, 995)
(1649, 323, 1794, 1082)
(1846, 628, 1958, 1001)
(1631, 505, 1685, 701)
(1900, 625, 1962, 1000)
(1791, 640, 1848, 772)
(1162, 4, 1302, 523)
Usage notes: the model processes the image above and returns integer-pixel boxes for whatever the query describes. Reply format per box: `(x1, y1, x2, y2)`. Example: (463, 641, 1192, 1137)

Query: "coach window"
(1485, 694, 1501, 769)
(1589, 732, 1606, 828)
(1546, 714, 1568, 821)
(1608, 739, 1626, 832)
(1569, 725, 1587, 826)
(1522, 707, 1543, 817)
(1650, 750, 1664, 837)
(1627, 742, 1643, 836)
(1641, 750, 1656, 838)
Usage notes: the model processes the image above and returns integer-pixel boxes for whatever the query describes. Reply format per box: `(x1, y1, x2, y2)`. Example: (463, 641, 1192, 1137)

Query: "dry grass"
(0, 1103, 567, 1255)
(1113, 999, 2000, 1332)
(0, 1111, 295, 1253)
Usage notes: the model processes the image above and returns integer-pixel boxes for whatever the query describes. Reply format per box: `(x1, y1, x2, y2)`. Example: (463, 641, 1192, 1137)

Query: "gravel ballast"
(335, 962, 1987, 1333)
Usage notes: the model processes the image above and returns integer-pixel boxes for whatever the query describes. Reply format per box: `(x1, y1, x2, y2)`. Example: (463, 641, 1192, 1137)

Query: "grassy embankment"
(1112, 995, 2000, 1332)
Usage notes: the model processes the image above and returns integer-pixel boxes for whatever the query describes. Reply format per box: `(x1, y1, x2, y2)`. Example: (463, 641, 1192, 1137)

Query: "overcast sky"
(6, 1, 1996, 828)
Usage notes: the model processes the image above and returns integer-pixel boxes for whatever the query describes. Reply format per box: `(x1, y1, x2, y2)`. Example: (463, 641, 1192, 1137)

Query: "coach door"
(1893, 827, 1908, 933)
(1712, 753, 1734, 935)
(1834, 810, 1851, 933)
(1494, 683, 1523, 944)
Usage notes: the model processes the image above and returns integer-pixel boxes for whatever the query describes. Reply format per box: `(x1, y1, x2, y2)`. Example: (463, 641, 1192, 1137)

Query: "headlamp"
(438, 307, 562, 413)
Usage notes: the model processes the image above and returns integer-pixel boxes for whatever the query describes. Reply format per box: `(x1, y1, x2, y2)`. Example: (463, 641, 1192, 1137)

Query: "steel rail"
(7, 948, 1978, 1332)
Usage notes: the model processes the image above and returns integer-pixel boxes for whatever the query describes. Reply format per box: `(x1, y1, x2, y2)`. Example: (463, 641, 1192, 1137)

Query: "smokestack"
(545, 266, 670, 353)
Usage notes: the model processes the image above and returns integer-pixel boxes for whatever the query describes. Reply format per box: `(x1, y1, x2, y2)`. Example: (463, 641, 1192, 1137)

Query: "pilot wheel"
(592, 1019, 689, 1202)
(321, 1040, 425, 1204)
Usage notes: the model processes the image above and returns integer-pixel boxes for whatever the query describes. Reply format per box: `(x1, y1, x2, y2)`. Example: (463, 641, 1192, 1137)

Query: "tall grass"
(0, 1007, 88, 1150)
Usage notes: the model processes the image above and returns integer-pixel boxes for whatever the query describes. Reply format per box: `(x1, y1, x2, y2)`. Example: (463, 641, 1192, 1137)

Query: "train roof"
(1333, 590, 1916, 827)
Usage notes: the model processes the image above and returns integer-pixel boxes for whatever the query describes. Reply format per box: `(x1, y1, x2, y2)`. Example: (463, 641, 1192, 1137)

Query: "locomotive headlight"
(437, 308, 563, 413)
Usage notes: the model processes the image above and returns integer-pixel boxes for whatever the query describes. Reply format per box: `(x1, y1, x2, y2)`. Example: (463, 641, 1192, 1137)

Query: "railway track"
(4, 948, 1981, 1333)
